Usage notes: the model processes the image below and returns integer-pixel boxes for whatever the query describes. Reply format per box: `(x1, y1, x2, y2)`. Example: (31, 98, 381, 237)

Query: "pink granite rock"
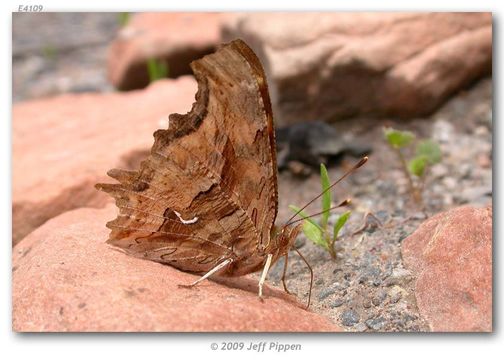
(12, 206, 339, 332)
(108, 12, 223, 90)
(223, 12, 492, 125)
(402, 205, 492, 332)
(12, 77, 197, 245)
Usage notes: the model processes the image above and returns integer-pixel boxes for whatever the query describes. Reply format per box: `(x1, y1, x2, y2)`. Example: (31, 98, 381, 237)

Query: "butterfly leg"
(281, 253, 292, 295)
(178, 258, 233, 289)
(258, 253, 273, 301)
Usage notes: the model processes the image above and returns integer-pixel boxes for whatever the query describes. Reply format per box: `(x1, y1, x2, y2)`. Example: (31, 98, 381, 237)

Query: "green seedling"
(383, 127, 442, 206)
(117, 12, 131, 27)
(147, 58, 169, 83)
(289, 164, 351, 260)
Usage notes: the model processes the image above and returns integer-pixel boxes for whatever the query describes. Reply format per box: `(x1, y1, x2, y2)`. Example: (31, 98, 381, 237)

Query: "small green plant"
(147, 58, 169, 83)
(41, 44, 58, 62)
(117, 12, 131, 27)
(383, 127, 442, 206)
(289, 164, 351, 260)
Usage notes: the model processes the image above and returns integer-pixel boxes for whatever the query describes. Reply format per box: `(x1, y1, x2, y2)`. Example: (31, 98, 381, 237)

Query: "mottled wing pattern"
(96, 40, 278, 274)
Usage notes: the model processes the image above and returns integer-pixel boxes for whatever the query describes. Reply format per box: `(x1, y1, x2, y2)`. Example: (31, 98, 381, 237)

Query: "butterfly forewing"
(96, 40, 278, 275)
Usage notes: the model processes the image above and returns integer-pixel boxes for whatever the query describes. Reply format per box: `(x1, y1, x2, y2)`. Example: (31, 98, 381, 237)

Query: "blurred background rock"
(13, 13, 119, 102)
(13, 12, 491, 124)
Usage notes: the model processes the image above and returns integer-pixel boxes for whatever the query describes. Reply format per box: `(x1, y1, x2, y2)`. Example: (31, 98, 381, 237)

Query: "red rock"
(402, 205, 492, 332)
(12, 78, 197, 246)
(12, 206, 339, 332)
(223, 12, 492, 125)
(108, 12, 223, 90)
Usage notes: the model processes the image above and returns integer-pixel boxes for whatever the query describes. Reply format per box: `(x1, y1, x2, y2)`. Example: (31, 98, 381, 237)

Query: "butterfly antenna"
(285, 156, 368, 225)
(285, 199, 351, 227)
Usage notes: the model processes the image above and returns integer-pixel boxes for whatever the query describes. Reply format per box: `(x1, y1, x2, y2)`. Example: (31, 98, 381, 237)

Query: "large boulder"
(223, 12, 492, 125)
(12, 77, 197, 245)
(108, 12, 223, 90)
(402, 205, 492, 332)
(12, 205, 339, 332)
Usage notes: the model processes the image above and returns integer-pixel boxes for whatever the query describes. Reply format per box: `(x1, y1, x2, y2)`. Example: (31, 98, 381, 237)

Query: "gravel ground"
(13, 14, 492, 332)
(269, 78, 492, 331)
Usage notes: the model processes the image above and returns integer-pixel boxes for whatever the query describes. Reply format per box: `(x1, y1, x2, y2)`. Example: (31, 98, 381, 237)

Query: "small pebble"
(358, 266, 381, 285)
(318, 287, 336, 301)
(354, 323, 368, 332)
(331, 299, 345, 308)
(374, 210, 389, 223)
(442, 177, 458, 190)
(403, 314, 418, 323)
(385, 268, 412, 286)
(390, 292, 402, 304)
(410, 212, 427, 221)
(332, 268, 343, 274)
(372, 290, 387, 306)
(341, 309, 360, 327)
(389, 286, 406, 303)
(430, 163, 448, 179)
(366, 316, 386, 331)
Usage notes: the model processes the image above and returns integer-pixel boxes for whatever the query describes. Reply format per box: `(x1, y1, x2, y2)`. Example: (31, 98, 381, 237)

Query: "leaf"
(147, 58, 169, 83)
(289, 205, 327, 249)
(383, 127, 415, 149)
(333, 211, 351, 242)
(289, 205, 323, 232)
(416, 139, 442, 165)
(303, 220, 328, 250)
(320, 163, 332, 229)
(408, 156, 427, 177)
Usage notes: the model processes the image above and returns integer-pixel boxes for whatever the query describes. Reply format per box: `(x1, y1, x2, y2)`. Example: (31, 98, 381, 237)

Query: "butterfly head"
(267, 223, 303, 257)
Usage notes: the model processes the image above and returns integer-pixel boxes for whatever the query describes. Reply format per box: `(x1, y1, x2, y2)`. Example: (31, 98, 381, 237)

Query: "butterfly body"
(97, 40, 300, 281)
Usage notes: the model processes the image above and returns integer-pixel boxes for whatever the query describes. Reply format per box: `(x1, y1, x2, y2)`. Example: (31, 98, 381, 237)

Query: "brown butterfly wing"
(96, 40, 278, 274)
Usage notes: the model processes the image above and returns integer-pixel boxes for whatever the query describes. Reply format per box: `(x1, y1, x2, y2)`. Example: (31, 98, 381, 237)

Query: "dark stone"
(358, 266, 382, 285)
(340, 310, 360, 327)
(276, 121, 372, 170)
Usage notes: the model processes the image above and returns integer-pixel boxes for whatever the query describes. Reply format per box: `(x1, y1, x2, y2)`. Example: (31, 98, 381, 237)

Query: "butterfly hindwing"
(96, 40, 278, 275)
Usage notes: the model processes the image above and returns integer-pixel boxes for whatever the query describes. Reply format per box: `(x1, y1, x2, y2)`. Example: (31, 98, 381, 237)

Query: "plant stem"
(395, 148, 422, 205)
(325, 232, 337, 260)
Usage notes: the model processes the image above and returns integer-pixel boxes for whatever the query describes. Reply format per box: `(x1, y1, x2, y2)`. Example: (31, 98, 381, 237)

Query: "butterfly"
(96, 39, 366, 308)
